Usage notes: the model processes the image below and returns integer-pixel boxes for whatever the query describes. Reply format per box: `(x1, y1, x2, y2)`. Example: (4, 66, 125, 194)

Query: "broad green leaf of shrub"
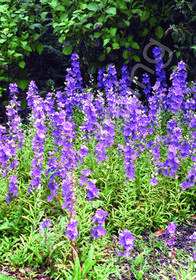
(155, 26, 164, 39)
(19, 61, 25, 69)
(36, 43, 44, 55)
(106, 7, 116, 15)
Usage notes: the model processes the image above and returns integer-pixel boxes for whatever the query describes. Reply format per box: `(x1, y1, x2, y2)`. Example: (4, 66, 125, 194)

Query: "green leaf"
(141, 11, 149, 22)
(8, 49, 15, 56)
(36, 43, 44, 55)
(132, 55, 141, 62)
(41, 12, 48, 21)
(0, 39, 6, 44)
(50, 0, 58, 9)
(93, 32, 101, 38)
(130, 41, 140, 49)
(54, 5, 66, 12)
(106, 47, 111, 53)
(155, 26, 164, 39)
(17, 79, 29, 91)
(191, 45, 196, 49)
(106, 7, 116, 15)
(134, 253, 143, 266)
(21, 44, 32, 52)
(20, 98, 27, 110)
(137, 271, 144, 280)
(103, 38, 110, 47)
(19, 61, 25, 69)
(21, 32, 29, 40)
(112, 42, 120, 49)
(73, 252, 81, 280)
(62, 44, 73, 55)
(110, 27, 117, 37)
(87, 3, 98, 12)
(82, 246, 96, 277)
(123, 50, 129, 59)
(84, 23, 93, 29)
(0, 221, 14, 230)
(124, 20, 130, 27)
(33, 33, 41, 41)
(80, 3, 88, 9)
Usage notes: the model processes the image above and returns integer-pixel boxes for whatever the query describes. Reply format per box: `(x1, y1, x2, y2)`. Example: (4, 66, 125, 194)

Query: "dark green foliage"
(40, 0, 174, 78)
(165, 0, 196, 82)
(0, 0, 47, 95)
(0, 0, 196, 102)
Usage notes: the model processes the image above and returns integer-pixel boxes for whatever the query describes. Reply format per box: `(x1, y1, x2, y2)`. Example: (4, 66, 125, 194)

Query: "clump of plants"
(0, 48, 196, 279)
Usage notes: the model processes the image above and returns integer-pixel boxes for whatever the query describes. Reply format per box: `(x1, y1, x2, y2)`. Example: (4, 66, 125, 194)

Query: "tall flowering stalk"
(94, 118, 116, 163)
(97, 64, 120, 118)
(1, 83, 24, 202)
(119, 63, 132, 97)
(63, 53, 85, 117)
(26, 81, 48, 193)
(142, 73, 151, 102)
(166, 61, 188, 114)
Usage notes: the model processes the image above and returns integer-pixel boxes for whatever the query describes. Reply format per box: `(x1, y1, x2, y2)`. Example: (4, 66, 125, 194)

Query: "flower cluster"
(165, 222, 177, 246)
(116, 229, 135, 260)
(180, 163, 196, 190)
(91, 209, 108, 239)
(66, 218, 78, 242)
(167, 61, 188, 114)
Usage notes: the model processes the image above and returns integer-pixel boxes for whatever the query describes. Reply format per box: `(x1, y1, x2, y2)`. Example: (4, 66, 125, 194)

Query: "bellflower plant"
(119, 63, 132, 97)
(3, 83, 24, 202)
(142, 73, 152, 102)
(165, 222, 177, 246)
(116, 229, 135, 260)
(167, 61, 188, 114)
(66, 218, 78, 242)
(91, 209, 108, 239)
(27, 91, 47, 193)
(2, 45, 196, 279)
(63, 53, 84, 115)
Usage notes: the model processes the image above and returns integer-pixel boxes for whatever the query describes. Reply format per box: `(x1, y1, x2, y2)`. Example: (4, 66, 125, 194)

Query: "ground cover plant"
(0, 47, 196, 279)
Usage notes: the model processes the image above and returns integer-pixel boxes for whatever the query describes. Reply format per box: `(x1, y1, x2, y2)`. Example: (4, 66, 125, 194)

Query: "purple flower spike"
(117, 229, 135, 260)
(66, 219, 78, 242)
